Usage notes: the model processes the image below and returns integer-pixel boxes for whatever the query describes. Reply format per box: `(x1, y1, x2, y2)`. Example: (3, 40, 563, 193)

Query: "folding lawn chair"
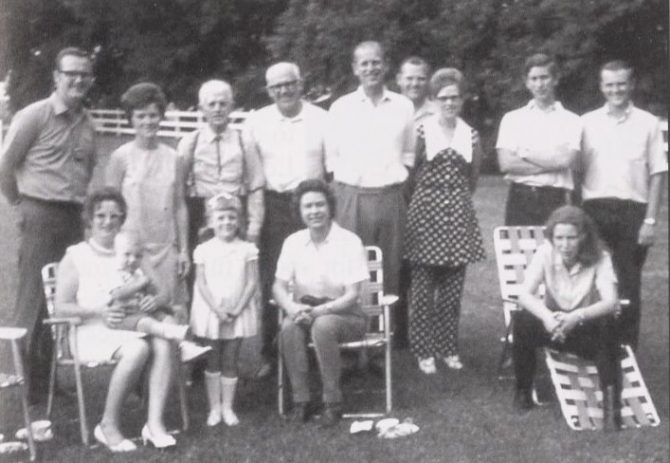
(277, 246, 398, 419)
(0, 326, 37, 460)
(41, 262, 190, 446)
(492, 225, 546, 378)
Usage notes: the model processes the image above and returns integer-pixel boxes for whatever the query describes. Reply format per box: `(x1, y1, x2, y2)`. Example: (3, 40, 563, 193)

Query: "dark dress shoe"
(513, 388, 534, 413)
(320, 404, 342, 428)
(287, 402, 311, 423)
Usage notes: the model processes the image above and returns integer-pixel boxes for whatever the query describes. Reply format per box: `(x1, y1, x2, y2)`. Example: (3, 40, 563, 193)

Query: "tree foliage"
(3, 0, 667, 128)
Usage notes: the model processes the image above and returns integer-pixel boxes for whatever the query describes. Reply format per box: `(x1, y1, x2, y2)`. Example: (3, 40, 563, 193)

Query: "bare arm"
(272, 278, 312, 321)
(554, 277, 618, 338)
(194, 263, 230, 321)
(229, 258, 259, 317)
(174, 155, 190, 277)
(55, 252, 126, 327)
(246, 189, 264, 244)
(469, 131, 483, 192)
(497, 148, 545, 175)
(310, 281, 363, 318)
(0, 110, 39, 204)
(638, 172, 667, 246)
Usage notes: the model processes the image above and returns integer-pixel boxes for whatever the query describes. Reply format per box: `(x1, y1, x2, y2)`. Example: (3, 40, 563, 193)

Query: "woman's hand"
(552, 310, 582, 342)
(289, 303, 313, 325)
(102, 302, 127, 328)
(138, 295, 158, 313)
(542, 312, 562, 336)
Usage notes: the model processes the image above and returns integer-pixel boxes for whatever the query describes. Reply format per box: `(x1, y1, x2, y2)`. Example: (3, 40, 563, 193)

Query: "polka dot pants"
(409, 264, 466, 359)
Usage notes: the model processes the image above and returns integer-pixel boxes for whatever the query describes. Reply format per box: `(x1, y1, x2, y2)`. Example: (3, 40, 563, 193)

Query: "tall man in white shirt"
(244, 62, 328, 374)
(396, 56, 438, 126)
(496, 53, 581, 225)
(327, 41, 415, 334)
(580, 60, 667, 349)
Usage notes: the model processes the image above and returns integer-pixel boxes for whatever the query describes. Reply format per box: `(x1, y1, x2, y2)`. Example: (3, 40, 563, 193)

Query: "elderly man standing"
(580, 61, 667, 349)
(0, 47, 96, 401)
(396, 56, 438, 126)
(178, 79, 264, 259)
(243, 62, 328, 376)
(496, 53, 581, 225)
(327, 40, 415, 317)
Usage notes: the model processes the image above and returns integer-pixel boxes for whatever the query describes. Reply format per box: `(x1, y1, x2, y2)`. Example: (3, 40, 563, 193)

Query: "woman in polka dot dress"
(404, 68, 485, 374)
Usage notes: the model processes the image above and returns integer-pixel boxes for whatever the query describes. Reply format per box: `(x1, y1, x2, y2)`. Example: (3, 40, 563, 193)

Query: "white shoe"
(222, 409, 239, 426)
(94, 424, 137, 452)
(206, 409, 222, 427)
(418, 357, 436, 375)
(141, 424, 176, 449)
(180, 341, 212, 363)
(443, 355, 463, 370)
(162, 324, 190, 342)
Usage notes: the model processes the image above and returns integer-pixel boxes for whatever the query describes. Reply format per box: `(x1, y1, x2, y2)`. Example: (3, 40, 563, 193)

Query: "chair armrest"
(381, 294, 399, 307)
(0, 327, 27, 340)
(502, 297, 520, 305)
(43, 316, 82, 326)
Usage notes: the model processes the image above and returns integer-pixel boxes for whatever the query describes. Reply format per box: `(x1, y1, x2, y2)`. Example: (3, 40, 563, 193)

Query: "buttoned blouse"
(275, 222, 368, 316)
(580, 104, 668, 203)
(177, 125, 264, 199)
(326, 87, 415, 187)
(523, 242, 617, 312)
(0, 93, 96, 203)
(243, 102, 327, 193)
(496, 100, 580, 190)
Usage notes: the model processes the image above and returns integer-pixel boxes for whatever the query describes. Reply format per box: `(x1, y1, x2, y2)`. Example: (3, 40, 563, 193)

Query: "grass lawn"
(0, 143, 667, 462)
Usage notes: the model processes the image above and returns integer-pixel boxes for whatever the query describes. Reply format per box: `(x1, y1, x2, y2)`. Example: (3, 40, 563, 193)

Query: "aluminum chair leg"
(176, 356, 189, 431)
(46, 329, 61, 419)
(385, 338, 392, 414)
(70, 338, 89, 446)
(11, 338, 36, 461)
(277, 338, 285, 416)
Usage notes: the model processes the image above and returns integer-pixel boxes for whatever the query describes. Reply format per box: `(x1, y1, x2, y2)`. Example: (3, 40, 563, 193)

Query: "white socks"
(221, 376, 239, 426)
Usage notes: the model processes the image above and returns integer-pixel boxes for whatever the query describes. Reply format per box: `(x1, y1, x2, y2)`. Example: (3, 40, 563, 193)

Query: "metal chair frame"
(0, 326, 37, 460)
(277, 246, 398, 419)
(41, 262, 190, 446)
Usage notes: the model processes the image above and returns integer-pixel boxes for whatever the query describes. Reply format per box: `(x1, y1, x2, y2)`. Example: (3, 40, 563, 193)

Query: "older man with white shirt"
(243, 62, 328, 375)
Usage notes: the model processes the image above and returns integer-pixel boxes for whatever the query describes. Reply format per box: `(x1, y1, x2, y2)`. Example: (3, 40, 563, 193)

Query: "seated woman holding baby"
(55, 187, 206, 452)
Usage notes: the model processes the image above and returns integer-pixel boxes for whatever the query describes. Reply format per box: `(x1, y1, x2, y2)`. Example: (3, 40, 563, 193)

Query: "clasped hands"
(543, 310, 581, 343)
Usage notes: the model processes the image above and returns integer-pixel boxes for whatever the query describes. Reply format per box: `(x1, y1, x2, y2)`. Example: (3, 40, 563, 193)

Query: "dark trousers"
(259, 190, 303, 361)
(504, 183, 570, 226)
(512, 310, 620, 391)
(12, 197, 83, 398)
(583, 199, 648, 349)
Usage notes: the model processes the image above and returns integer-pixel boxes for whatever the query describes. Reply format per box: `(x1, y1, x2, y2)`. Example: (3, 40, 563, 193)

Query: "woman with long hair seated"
(513, 205, 621, 430)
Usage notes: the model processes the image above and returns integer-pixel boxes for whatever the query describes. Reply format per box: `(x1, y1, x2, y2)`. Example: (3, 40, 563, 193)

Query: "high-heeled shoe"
(141, 424, 176, 449)
(94, 424, 137, 452)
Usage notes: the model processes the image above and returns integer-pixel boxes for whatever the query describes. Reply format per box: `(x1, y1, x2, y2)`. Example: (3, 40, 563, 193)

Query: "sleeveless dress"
(108, 141, 187, 306)
(404, 117, 485, 266)
(66, 241, 144, 363)
(190, 238, 259, 339)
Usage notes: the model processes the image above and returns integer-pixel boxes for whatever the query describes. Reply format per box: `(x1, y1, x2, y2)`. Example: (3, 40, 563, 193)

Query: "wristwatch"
(643, 217, 656, 226)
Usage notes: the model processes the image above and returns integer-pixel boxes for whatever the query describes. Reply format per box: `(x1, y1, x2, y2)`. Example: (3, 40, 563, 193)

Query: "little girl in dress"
(190, 194, 259, 426)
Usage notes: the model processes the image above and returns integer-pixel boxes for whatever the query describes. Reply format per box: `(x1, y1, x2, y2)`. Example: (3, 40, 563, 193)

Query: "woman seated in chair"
(513, 205, 621, 429)
(55, 187, 180, 451)
(274, 179, 368, 428)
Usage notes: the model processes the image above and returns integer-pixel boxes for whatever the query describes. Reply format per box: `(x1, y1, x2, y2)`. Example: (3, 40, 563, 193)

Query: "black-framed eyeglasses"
(267, 80, 298, 92)
(58, 70, 94, 80)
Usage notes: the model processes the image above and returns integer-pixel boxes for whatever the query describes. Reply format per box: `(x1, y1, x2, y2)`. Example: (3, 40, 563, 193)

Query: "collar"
(551, 247, 583, 276)
(273, 102, 305, 123)
(300, 221, 339, 247)
(603, 102, 633, 123)
(526, 99, 563, 113)
(203, 124, 230, 143)
(355, 86, 392, 104)
(49, 93, 72, 116)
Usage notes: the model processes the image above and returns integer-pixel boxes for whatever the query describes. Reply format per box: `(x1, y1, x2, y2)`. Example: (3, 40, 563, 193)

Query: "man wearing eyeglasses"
(0, 47, 96, 402)
(243, 62, 328, 377)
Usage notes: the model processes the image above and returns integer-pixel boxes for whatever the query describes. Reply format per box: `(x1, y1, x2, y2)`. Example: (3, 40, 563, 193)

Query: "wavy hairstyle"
(544, 205, 605, 267)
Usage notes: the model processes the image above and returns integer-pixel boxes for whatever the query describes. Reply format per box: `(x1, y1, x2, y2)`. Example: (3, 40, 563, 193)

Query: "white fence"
(89, 109, 250, 138)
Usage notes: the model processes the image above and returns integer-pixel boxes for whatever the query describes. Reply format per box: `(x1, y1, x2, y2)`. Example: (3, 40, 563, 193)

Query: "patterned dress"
(404, 116, 485, 359)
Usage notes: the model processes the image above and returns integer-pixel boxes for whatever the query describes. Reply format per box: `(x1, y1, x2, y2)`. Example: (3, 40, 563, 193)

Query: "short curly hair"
(120, 82, 167, 122)
(82, 187, 127, 228)
(292, 179, 337, 224)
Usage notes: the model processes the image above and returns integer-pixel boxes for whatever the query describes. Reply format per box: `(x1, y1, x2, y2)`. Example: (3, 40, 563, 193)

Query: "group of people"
(0, 40, 665, 450)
